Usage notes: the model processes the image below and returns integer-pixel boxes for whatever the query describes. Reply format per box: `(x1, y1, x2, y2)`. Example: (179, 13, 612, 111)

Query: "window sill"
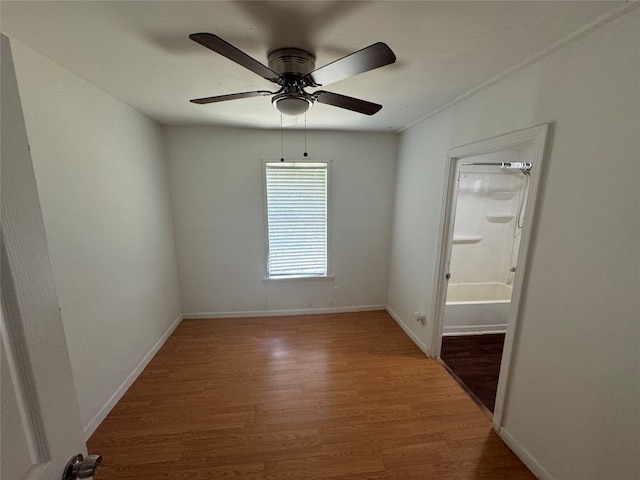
(263, 275, 335, 283)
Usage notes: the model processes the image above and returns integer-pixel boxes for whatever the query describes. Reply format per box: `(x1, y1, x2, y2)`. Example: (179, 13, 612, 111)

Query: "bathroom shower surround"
(444, 148, 532, 335)
(448, 148, 532, 286)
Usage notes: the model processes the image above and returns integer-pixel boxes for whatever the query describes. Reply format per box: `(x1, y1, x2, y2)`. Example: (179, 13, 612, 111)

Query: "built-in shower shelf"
(486, 213, 515, 223)
(452, 234, 483, 244)
(490, 191, 518, 200)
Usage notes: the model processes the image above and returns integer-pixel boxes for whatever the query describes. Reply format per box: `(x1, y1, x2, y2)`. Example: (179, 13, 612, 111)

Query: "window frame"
(262, 159, 332, 281)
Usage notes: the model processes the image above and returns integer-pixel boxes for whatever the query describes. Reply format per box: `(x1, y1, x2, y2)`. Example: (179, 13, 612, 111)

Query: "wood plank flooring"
(88, 311, 534, 479)
(440, 334, 506, 413)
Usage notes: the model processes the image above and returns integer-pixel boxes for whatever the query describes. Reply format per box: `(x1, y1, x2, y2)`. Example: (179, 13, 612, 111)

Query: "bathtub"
(443, 282, 512, 335)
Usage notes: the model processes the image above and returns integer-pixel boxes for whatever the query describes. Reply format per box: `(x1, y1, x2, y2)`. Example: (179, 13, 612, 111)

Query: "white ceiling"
(1, 1, 625, 131)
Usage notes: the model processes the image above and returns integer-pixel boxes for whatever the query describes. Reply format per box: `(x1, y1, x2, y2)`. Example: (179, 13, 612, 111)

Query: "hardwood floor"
(440, 334, 506, 413)
(88, 311, 534, 479)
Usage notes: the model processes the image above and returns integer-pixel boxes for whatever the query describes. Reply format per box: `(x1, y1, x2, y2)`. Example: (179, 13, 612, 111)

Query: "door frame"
(428, 124, 549, 430)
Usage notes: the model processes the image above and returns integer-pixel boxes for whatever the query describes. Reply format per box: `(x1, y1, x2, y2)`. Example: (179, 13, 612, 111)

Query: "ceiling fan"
(189, 33, 396, 116)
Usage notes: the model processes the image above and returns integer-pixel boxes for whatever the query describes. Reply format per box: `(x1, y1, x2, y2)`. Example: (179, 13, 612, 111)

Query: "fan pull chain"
(303, 111, 308, 157)
(280, 113, 284, 162)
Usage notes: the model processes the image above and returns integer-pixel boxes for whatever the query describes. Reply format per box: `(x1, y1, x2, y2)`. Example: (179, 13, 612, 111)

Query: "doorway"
(440, 152, 532, 414)
(430, 125, 548, 428)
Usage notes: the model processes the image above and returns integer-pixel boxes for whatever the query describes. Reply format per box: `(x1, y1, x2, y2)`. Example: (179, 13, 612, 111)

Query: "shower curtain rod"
(460, 161, 532, 170)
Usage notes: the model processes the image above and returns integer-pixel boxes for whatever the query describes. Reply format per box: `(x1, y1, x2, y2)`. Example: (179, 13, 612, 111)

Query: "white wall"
(10, 39, 183, 434)
(164, 127, 397, 315)
(387, 9, 639, 480)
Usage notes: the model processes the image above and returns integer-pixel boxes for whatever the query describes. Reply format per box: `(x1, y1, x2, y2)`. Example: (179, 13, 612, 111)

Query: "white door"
(1, 34, 89, 480)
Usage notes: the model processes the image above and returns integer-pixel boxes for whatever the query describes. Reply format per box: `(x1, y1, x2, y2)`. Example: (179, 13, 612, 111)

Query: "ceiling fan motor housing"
(268, 48, 316, 77)
(268, 48, 316, 115)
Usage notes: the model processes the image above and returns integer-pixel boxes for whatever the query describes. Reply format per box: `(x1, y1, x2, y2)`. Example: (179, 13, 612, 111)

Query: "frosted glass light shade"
(273, 96, 312, 116)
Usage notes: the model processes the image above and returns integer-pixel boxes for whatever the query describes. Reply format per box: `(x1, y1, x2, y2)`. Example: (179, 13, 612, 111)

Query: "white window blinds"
(265, 162, 328, 277)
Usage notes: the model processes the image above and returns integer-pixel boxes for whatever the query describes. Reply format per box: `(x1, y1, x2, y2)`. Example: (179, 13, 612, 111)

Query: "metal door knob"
(63, 453, 103, 480)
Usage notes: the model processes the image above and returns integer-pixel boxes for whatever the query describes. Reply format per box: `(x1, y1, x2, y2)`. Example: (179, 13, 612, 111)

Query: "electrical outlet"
(332, 286, 340, 297)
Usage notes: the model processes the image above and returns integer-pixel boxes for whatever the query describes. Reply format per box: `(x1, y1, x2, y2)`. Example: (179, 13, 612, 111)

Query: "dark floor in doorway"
(440, 333, 505, 413)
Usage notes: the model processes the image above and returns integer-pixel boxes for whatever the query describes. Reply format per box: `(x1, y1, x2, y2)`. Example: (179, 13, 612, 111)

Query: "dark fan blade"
(190, 33, 280, 82)
(190, 91, 273, 104)
(314, 91, 382, 115)
(306, 42, 396, 87)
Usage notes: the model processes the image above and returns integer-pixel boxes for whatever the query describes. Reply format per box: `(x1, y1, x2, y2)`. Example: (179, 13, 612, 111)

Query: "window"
(265, 161, 329, 278)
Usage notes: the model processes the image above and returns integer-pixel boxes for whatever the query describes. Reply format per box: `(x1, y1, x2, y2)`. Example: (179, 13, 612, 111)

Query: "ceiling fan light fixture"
(272, 94, 313, 116)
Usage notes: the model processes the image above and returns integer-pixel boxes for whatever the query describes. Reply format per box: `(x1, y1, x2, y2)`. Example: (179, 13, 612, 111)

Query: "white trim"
(262, 275, 335, 282)
(183, 305, 386, 319)
(427, 154, 461, 357)
(428, 124, 549, 432)
(444, 124, 549, 161)
(399, 1, 640, 132)
(442, 326, 506, 336)
(499, 427, 553, 480)
(83, 313, 183, 440)
(385, 306, 430, 357)
(492, 126, 548, 430)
